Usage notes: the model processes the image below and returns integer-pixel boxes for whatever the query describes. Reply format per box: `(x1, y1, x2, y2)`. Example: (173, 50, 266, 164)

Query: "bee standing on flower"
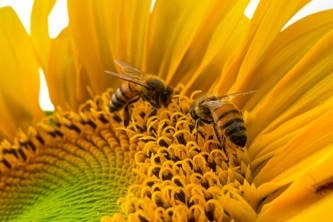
(190, 91, 255, 148)
(105, 60, 173, 125)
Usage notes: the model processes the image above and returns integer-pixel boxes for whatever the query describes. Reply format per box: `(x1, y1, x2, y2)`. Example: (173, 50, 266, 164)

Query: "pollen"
(0, 86, 258, 221)
(107, 86, 257, 221)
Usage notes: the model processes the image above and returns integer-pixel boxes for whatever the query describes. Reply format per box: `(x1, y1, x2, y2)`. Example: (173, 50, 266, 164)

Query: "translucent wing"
(216, 90, 256, 100)
(201, 99, 226, 110)
(202, 90, 256, 109)
(104, 70, 149, 88)
(105, 60, 150, 88)
(114, 60, 144, 75)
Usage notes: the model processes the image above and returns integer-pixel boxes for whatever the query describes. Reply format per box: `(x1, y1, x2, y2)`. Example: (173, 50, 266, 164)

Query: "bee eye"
(161, 87, 173, 104)
(189, 108, 197, 119)
(161, 93, 167, 102)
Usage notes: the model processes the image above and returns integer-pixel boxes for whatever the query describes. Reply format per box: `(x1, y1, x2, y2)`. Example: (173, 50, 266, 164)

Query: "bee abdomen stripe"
(113, 91, 126, 104)
(121, 82, 137, 100)
(222, 118, 244, 130)
(217, 109, 241, 121)
(109, 93, 126, 112)
(225, 124, 246, 135)
(119, 84, 131, 100)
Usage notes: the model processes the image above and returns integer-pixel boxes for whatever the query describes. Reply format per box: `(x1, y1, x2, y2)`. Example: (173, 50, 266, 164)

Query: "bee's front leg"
(213, 123, 226, 154)
(123, 96, 140, 126)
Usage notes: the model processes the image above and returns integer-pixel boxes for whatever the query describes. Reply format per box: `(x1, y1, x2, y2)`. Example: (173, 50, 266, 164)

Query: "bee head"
(190, 101, 199, 120)
(190, 98, 214, 124)
(160, 86, 173, 106)
(144, 78, 173, 108)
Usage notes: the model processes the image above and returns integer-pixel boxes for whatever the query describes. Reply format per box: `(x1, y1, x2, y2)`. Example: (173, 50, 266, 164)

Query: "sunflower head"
(1, 0, 333, 221)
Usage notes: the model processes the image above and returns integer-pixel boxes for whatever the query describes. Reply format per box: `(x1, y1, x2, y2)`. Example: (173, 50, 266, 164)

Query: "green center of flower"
(0, 89, 136, 221)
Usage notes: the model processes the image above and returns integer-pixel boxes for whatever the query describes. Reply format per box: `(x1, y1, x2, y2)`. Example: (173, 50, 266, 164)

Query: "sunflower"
(1, 0, 333, 221)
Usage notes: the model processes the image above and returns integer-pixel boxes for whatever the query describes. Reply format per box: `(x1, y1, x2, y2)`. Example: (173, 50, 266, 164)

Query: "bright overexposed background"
(0, 0, 332, 111)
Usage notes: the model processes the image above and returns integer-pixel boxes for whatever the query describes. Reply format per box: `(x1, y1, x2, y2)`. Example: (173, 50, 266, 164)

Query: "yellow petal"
(244, 9, 333, 111)
(287, 195, 333, 221)
(250, 72, 333, 157)
(257, 148, 333, 221)
(0, 7, 43, 139)
(109, 0, 151, 65)
(173, 0, 250, 94)
(254, 107, 333, 185)
(31, 0, 56, 70)
(46, 28, 91, 109)
(251, 96, 333, 170)
(218, 0, 310, 93)
(144, 0, 227, 82)
(248, 27, 333, 151)
(67, 0, 151, 94)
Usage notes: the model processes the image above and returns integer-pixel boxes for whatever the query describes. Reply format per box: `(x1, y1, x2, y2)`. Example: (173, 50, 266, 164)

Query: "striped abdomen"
(212, 102, 247, 147)
(109, 82, 138, 112)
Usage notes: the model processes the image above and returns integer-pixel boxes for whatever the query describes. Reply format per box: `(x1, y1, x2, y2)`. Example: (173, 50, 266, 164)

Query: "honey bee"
(105, 60, 173, 125)
(190, 91, 255, 148)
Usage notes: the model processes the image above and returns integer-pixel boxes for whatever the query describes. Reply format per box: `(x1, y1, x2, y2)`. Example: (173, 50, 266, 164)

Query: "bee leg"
(213, 123, 226, 154)
(194, 119, 200, 143)
(123, 96, 140, 126)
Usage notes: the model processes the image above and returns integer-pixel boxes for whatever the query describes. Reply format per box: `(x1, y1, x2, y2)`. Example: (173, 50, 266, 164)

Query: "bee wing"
(216, 90, 256, 100)
(202, 90, 256, 109)
(105, 60, 151, 88)
(104, 70, 150, 88)
(201, 99, 226, 110)
(114, 60, 144, 75)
